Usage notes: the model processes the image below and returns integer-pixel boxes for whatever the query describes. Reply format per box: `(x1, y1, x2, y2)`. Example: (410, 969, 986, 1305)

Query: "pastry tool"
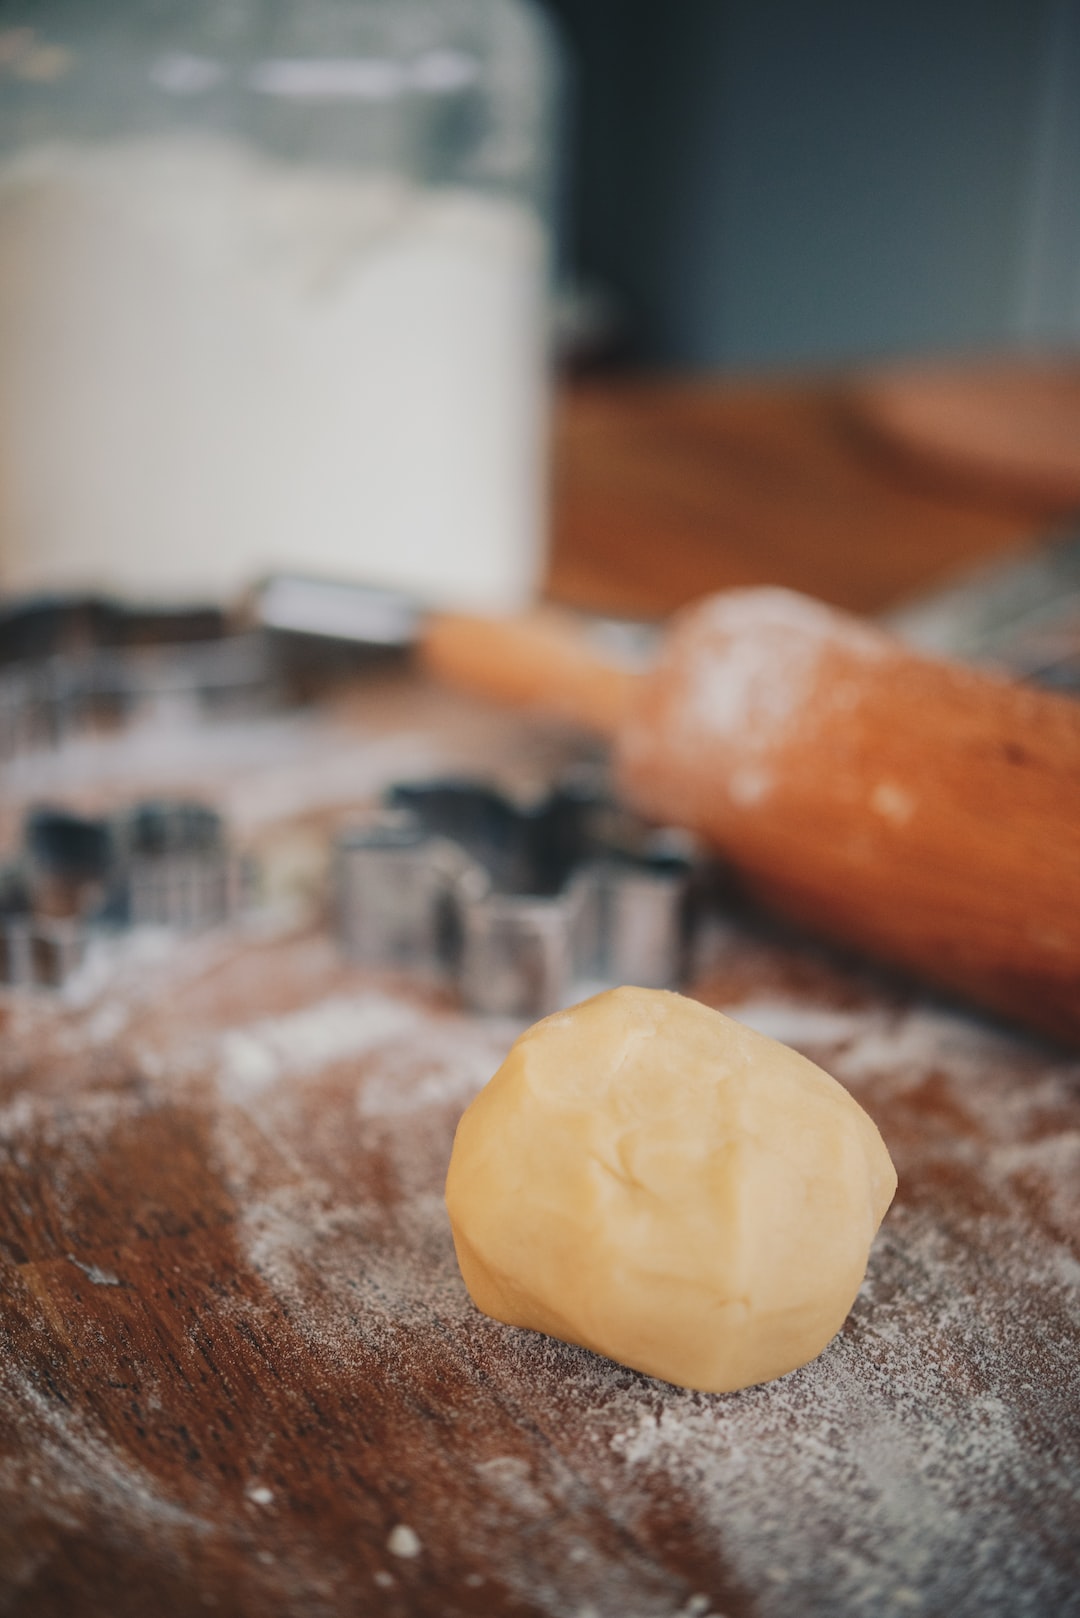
(421, 584, 1080, 1047)
(0, 596, 276, 763)
(0, 580, 417, 764)
(6, 556, 1080, 1040)
(337, 778, 697, 1019)
(0, 799, 235, 987)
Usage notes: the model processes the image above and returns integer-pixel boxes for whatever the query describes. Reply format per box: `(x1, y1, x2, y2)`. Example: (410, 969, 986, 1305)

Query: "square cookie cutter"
(0, 799, 237, 988)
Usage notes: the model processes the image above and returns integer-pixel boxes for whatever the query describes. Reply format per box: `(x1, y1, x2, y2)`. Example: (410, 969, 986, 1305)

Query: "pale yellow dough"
(445, 986, 897, 1393)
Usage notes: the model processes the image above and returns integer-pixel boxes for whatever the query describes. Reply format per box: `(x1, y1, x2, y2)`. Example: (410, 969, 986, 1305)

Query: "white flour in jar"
(0, 135, 548, 609)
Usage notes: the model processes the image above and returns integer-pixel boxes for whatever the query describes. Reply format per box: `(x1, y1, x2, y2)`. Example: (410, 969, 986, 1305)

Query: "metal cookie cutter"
(0, 798, 236, 988)
(336, 777, 700, 1019)
(0, 855, 86, 989)
(0, 595, 278, 764)
(113, 801, 235, 931)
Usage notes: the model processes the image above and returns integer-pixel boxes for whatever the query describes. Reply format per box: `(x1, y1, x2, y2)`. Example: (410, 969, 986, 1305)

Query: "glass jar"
(0, 0, 557, 611)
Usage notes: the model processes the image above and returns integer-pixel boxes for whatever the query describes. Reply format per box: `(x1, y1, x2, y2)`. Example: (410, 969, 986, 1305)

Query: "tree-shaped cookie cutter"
(336, 777, 702, 1019)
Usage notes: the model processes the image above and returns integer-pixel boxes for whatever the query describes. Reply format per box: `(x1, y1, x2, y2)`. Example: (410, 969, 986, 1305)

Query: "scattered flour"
(386, 1523, 423, 1559)
(716, 994, 1070, 1096)
(475, 1455, 551, 1517)
(3, 708, 443, 834)
(717, 998, 873, 1050)
(203, 975, 1079, 1618)
(353, 1013, 522, 1120)
(0, 1361, 214, 1576)
(218, 992, 424, 1101)
(4, 923, 1078, 1618)
(600, 1205, 1080, 1618)
(66, 1254, 121, 1287)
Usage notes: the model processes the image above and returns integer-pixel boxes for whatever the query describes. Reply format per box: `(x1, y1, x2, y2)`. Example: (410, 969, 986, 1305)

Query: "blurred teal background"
(542, 0, 1080, 369)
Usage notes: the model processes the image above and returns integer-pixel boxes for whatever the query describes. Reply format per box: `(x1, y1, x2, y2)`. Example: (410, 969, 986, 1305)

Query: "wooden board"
(1, 676, 1078, 1618)
(843, 358, 1080, 511)
(545, 378, 1079, 621)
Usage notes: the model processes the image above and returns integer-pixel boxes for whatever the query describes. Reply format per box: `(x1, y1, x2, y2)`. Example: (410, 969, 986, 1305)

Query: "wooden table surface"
(545, 373, 1080, 618)
(3, 369, 1080, 1618)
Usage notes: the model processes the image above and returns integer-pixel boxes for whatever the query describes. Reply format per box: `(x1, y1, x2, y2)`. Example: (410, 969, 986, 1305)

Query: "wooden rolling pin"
(422, 588, 1080, 1047)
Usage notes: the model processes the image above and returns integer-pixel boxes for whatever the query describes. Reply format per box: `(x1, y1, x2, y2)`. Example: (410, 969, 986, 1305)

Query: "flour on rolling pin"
(0, 135, 547, 610)
(637, 589, 890, 809)
(419, 584, 1080, 1041)
(602, 585, 1080, 1045)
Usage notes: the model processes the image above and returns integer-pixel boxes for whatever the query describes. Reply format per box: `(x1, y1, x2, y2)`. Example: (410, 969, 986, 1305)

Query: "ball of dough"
(445, 986, 896, 1393)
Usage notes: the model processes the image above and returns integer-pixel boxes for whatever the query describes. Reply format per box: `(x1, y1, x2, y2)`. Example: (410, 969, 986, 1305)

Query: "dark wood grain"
(3, 368, 1080, 1618)
(546, 376, 1077, 619)
(2, 902, 1078, 1618)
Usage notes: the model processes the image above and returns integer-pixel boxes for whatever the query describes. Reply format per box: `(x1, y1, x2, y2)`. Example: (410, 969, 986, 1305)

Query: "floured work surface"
(1, 674, 1078, 1618)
